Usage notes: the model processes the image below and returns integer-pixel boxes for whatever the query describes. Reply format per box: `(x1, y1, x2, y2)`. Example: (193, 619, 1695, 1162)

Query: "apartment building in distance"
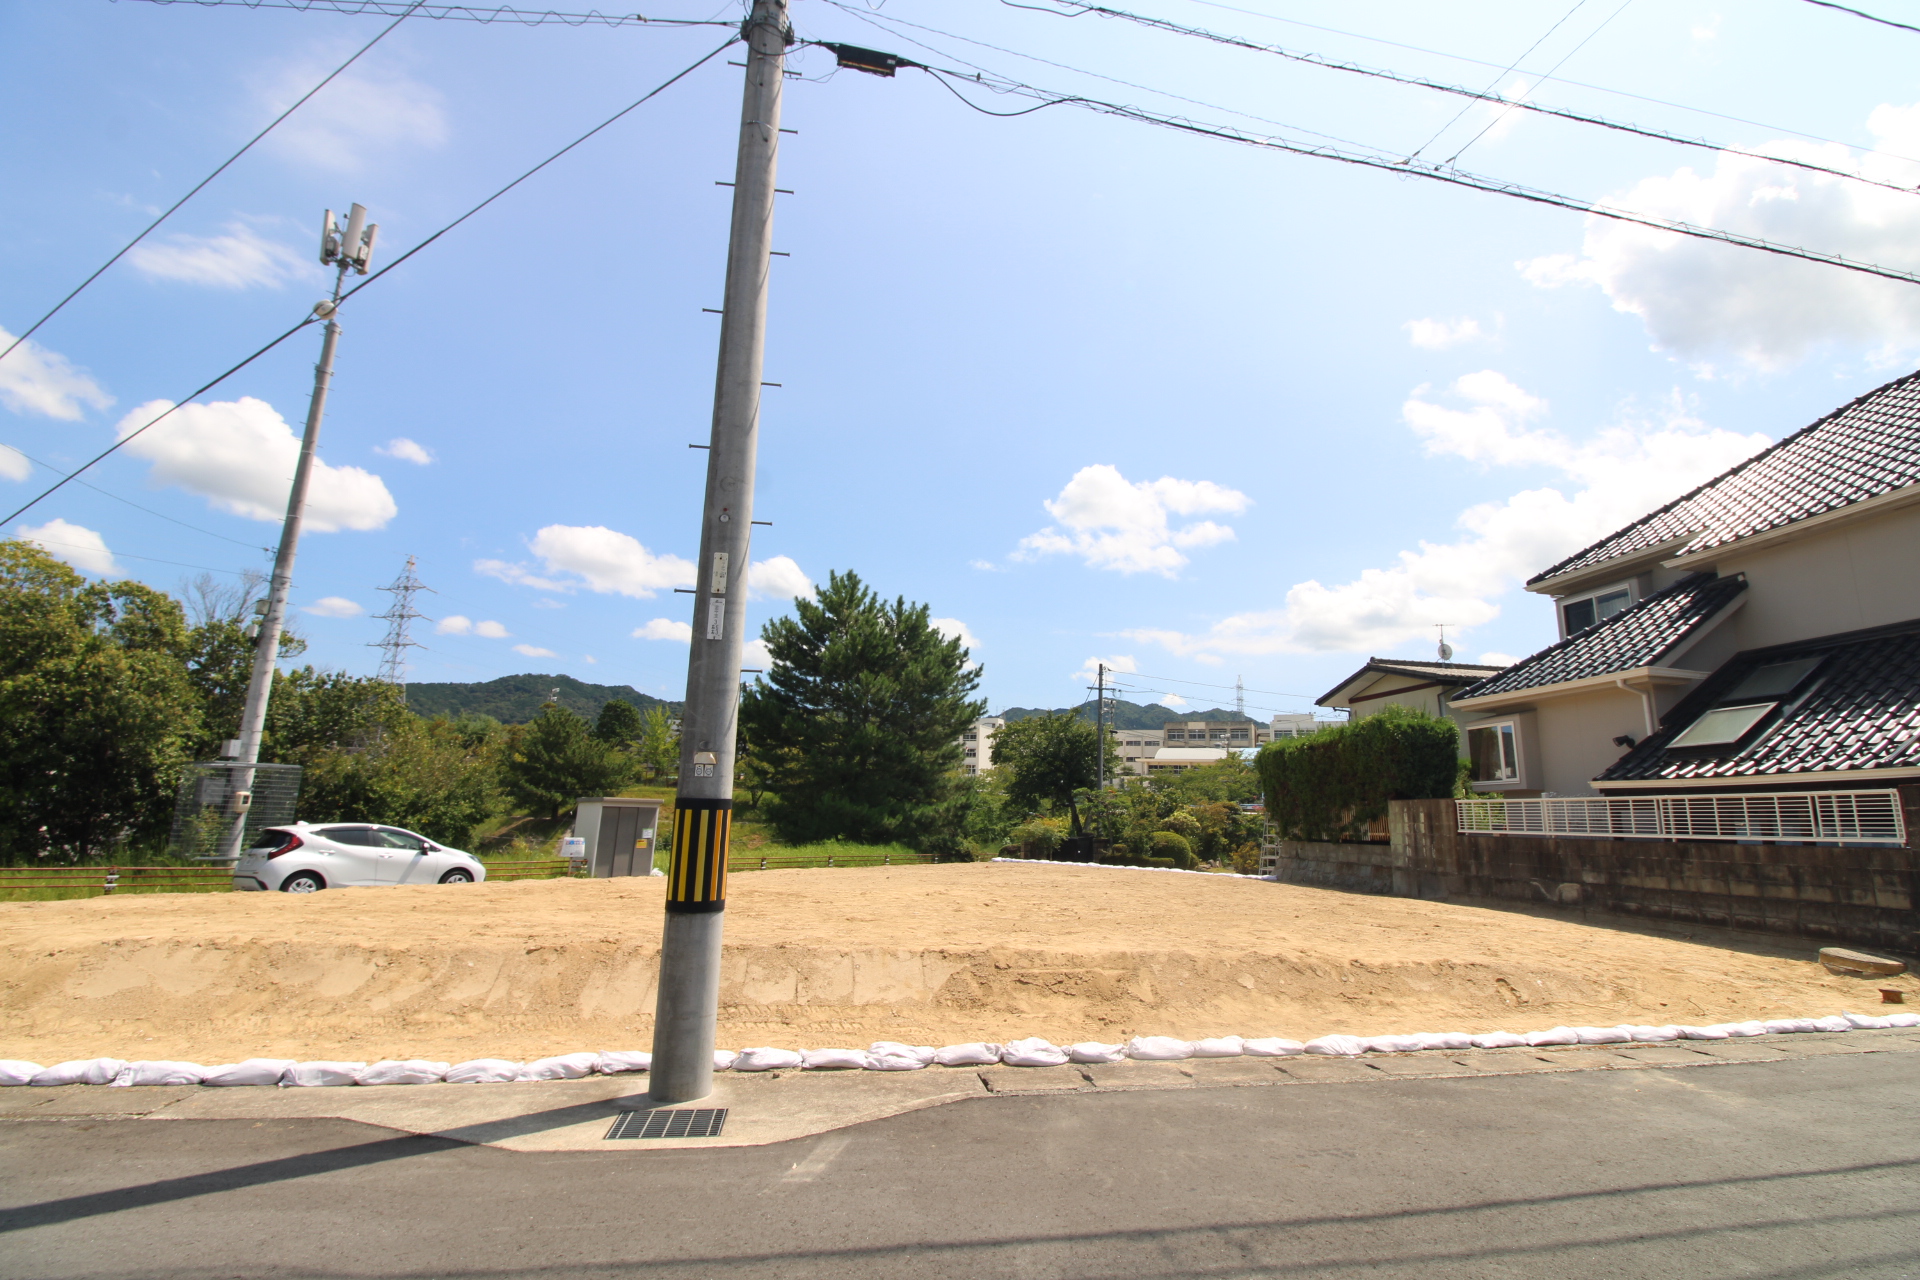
(957, 715, 1004, 776)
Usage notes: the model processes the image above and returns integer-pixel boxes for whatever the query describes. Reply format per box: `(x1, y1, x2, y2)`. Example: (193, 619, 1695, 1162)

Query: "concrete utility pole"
(1095, 662, 1106, 792)
(650, 0, 791, 1105)
(221, 204, 377, 861)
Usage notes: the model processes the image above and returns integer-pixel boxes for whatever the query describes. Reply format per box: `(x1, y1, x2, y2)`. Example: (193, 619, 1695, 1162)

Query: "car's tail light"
(265, 833, 303, 859)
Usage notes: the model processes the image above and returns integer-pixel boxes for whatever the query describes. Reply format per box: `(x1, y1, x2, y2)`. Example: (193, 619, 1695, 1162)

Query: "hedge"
(1255, 705, 1460, 842)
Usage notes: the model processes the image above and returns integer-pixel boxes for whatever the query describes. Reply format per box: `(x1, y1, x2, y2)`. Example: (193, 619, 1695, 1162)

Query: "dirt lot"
(0, 863, 1902, 1064)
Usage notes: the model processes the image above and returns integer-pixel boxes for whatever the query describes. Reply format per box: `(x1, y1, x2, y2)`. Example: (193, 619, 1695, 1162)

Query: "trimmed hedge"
(1256, 706, 1460, 842)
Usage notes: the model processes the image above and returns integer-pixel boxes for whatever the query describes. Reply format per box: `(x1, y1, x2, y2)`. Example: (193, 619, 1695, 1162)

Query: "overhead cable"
(1798, 0, 1920, 34)
(115, 0, 739, 25)
(1, 37, 736, 528)
(0, 2, 425, 368)
(1437, 0, 1634, 167)
(0, 443, 270, 550)
(1006, 1, 1919, 197)
(1406, 0, 1594, 161)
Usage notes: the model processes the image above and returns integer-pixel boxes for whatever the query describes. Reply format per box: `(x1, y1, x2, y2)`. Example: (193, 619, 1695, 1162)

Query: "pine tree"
(593, 698, 643, 748)
(502, 703, 632, 819)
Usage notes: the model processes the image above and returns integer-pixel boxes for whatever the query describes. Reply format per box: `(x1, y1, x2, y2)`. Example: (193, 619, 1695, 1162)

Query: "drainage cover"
(606, 1108, 729, 1140)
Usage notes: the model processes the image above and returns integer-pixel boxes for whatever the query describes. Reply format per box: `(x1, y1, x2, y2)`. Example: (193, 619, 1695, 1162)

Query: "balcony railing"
(1455, 790, 1907, 845)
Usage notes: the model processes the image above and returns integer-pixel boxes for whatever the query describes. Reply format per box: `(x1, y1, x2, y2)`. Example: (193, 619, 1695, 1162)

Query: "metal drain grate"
(605, 1107, 729, 1140)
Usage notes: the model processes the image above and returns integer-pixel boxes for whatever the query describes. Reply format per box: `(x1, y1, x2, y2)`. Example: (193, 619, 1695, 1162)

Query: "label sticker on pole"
(705, 597, 725, 640)
(710, 551, 729, 595)
(667, 796, 729, 912)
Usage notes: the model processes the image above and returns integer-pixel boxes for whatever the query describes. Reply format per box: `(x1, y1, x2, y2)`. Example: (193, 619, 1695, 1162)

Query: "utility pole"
(220, 204, 377, 861)
(650, 0, 790, 1105)
(1095, 662, 1106, 792)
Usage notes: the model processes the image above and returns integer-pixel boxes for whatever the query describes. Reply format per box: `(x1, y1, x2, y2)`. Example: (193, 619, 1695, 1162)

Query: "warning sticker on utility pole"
(706, 596, 725, 640)
(710, 551, 729, 595)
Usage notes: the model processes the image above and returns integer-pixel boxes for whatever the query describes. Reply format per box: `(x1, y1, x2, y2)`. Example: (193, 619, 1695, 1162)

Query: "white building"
(957, 715, 1004, 775)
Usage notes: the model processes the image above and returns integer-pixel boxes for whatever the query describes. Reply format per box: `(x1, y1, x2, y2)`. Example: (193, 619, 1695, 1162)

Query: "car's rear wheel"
(281, 871, 325, 894)
(439, 869, 475, 884)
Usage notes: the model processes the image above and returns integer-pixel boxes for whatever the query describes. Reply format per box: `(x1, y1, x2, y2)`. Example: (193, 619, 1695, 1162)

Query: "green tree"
(738, 570, 983, 852)
(502, 702, 632, 819)
(990, 711, 1120, 836)
(295, 715, 503, 847)
(1257, 704, 1459, 841)
(593, 698, 643, 748)
(634, 705, 678, 781)
(0, 542, 201, 861)
(1154, 753, 1263, 806)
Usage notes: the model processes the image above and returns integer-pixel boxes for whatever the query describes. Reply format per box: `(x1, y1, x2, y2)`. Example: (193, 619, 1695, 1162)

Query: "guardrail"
(731, 850, 931, 871)
(0, 866, 235, 896)
(479, 858, 578, 881)
(1456, 789, 1907, 845)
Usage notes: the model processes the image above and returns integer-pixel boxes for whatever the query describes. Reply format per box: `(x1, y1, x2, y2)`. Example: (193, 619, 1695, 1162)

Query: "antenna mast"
(369, 555, 433, 697)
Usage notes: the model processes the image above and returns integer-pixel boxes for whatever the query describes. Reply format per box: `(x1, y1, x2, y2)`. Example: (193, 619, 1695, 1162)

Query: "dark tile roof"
(1455, 573, 1748, 701)
(1315, 658, 1506, 707)
(1598, 618, 1920, 783)
(1530, 368, 1920, 586)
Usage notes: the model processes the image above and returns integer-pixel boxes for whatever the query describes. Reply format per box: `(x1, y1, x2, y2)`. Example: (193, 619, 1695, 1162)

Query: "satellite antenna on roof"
(1436, 624, 1454, 663)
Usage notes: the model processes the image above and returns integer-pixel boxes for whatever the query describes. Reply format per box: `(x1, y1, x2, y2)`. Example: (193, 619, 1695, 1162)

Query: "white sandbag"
(1192, 1036, 1245, 1058)
(869, 1042, 938, 1065)
(1364, 1035, 1423, 1054)
(801, 1047, 870, 1071)
(933, 1042, 1002, 1067)
(1675, 1026, 1729, 1040)
(32, 1058, 126, 1087)
(357, 1060, 450, 1086)
(864, 1051, 929, 1071)
(1843, 1012, 1896, 1030)
(111, 1061, 206, 1087)
(732, 1047, 804, 1072)
(202, 1059, 295, 1087)
(519, 1053, 597, 1081)
(714, 1050, 738, 1071)
(1000, 1038, 1071, 1067)
(1885, 1012, 1920, 1028)
(1470, 1031, 1528, 1049)
(596, 1051, 652, 1074)
(1812, 1015, 1852, 1033)
(1716, 1021, 1769, 1037)
(1068, 1042, 1127, 1064)
(1622, 1025, 1683, 1042)
(1524, 1027, 1579, 1047)
(1302, 1034, 1367, 1057)
(0, 1061, 41, 1087)
(1412, 1032, 1474, 1051)
(1242, 1037, 1305, 1057)
(282, 1061, 367, 1087)
(1573, 1026, 1632, 1045)
(1762, 1018, 1819, 1034)
(443, 1059, 521, 1085)
(1125, 1036, 1194, 1061)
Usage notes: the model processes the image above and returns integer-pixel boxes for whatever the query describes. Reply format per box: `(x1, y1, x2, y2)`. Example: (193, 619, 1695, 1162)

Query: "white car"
(233, 823, 488, 893)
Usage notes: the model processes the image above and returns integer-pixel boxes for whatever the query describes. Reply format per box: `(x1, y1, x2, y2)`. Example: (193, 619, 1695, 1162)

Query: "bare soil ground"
(0, 863, 1902, 1064)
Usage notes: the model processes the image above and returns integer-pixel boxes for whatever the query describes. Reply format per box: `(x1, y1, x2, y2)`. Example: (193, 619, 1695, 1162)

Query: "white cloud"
(1071, 654, 1137, 685)
(742, 638, 773, 669)
(931, 617, 979, 651)
(305, 596, 363, 617)
(114, 397, 396, 531)
(1159, 693, 1187, 708)
(0, 328, 114, 421)
(0, 445, 27, 483)
(480, 525, 695, 598)
(1014, 465, 1251, 577)
(1405, 316, 1487, 349)
(969, 559, 998, 571)
(582, 654, 597, 664)
(512, 643, 557, 658)
(1523, 102, 1920, 368)
(1131, 374, 1770, 657)
(375, 437, 434, 465)
(633, 618, 692, 642)
(750, 554, 814, 601)
(17, 519, 117, 575)
(437, 615, 509, 637)
(258, 59, 447, 172)
(475, 620, 510, 638)
(1479, 651, 1519, 667)
(126, 223, 315, 290)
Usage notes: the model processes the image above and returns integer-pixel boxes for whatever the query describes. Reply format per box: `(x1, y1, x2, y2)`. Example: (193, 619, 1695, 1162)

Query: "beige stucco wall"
(1342, 676, 1478, 733)
(1709, 500, 1920, 649)
(1531, 688, 1651, 796)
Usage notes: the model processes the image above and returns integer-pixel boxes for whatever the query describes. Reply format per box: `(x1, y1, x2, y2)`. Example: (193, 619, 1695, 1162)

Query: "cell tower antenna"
(369, 555, 434, 698)
(1235, 675, 1245, 720)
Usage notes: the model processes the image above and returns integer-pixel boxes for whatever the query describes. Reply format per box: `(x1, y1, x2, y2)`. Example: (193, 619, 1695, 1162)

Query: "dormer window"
(1561, 583, 1633, 635)
(1665, 657, 1826, 752)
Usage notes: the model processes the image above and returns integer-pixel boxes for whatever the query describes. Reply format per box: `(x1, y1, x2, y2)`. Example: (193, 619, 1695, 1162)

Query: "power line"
(0, 36, 737, 530)
(0, 2, 424, 368)
(1438, 0, 1633, 167)
(9, 534, 257, 577)
(1798, 0, 1920, 34)
(0, 443, 270, 550)
(1408, 0, 1594, 161)
(997, 2, 1920, 199)
(118, 0, 740, 26)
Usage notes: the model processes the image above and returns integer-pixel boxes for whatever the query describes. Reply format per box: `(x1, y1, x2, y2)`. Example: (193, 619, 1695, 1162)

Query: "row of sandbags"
(3, 1013, 1911, 1088)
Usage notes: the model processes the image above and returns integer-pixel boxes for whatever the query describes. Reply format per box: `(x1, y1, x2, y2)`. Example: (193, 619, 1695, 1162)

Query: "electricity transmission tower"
(369, 555, 433, 698)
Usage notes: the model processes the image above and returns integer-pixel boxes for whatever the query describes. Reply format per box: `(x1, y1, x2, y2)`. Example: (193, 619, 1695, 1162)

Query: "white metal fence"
(1455, 790, 1907, 845)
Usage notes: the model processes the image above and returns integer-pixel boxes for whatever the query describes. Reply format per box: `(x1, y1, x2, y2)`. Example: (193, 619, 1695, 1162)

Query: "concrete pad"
(19, 1085, 202, 1116)
(1610, 1045, 1720, 1067)
(1183, 1058, 1291, 1087)
(1758, 1035, 1875, 1057)
(1359, 1054, 1483, 1078)
(1440, 1050, 1579, 1075)
(1676, 1040, 1794, 1063)
(975, 1064, 1087, 1095)
(1273, 1057, 1386, 1084)
(1081, 1061, 1193, 1090)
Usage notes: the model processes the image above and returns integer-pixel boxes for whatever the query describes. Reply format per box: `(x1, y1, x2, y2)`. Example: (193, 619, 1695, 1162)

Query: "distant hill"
(1000, 699, 1248, 731)
(405, 674, 681, 725)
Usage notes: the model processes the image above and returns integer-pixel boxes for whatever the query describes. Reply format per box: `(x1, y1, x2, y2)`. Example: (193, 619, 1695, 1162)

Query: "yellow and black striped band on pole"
(666, 797, 730, 913)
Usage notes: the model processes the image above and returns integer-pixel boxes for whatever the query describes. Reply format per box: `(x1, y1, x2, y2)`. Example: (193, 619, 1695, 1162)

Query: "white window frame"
(1465, 712, 1539, 793)
(1558, 580, 1636, 638)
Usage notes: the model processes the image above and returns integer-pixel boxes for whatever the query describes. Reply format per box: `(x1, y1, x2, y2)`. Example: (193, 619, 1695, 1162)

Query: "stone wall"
(1382, 786, 1919, 954)
(1264, 840, 1394, 895)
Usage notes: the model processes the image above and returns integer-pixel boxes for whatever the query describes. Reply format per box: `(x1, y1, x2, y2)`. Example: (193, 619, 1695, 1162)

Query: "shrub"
(1009, 817, 1065, 858)
(1256, 704, 1459, 842)
(1149, 830, 1194, 868)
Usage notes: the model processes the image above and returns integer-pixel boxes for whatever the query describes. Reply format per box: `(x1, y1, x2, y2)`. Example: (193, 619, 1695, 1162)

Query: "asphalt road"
(2, 1053, 1916, 1280)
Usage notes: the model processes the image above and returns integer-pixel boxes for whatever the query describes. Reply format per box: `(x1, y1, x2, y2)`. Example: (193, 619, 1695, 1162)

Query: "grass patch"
(728, 841, 925, 871)
(0, 864, 234, 902)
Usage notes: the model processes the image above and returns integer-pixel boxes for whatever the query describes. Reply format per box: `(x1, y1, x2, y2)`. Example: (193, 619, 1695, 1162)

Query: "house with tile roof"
(1315, 657, 1507, 732)
(1448, 368, 1920, 797)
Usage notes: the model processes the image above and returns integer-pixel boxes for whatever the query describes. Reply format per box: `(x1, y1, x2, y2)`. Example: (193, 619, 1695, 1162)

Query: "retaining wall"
(1265, 841, 1394, 895)
(1382, 786, 1919, 954)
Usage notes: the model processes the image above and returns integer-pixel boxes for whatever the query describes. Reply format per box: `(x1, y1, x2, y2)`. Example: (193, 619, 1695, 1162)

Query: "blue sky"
(5, 0, 1919, 721)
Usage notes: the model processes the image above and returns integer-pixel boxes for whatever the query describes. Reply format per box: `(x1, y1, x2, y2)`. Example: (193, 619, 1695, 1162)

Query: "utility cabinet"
(573, 797, 663, 878)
